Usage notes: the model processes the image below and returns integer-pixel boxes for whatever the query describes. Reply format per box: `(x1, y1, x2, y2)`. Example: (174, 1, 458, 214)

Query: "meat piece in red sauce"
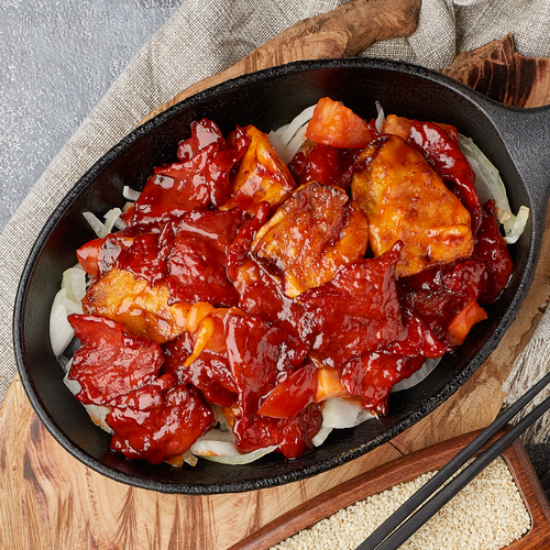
(116, 224, 174, 286)
(124, 147, 214, 228)
(108, 385, 215, 464)
(67, 314, 166, 405)
(226, 201, 270, 281)
(398, 201, 512, 343)
(399, 259, 485, 345)
(296, 242, 406, 369)
(340, 305, 446, 414)
(342, 353, 425, 414)
(163, 333, 237, 408)
(165, 208, 248, 306)
(122, 119, 248, 228)
(233, 404, 322, 459)
(177, 118, 226, 162)
(236, 258, 306, 342)
(225, 314, 319, 456)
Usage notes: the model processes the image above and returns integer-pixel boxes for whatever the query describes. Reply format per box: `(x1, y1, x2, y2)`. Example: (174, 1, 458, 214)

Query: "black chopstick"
(357, 369, 550, 550)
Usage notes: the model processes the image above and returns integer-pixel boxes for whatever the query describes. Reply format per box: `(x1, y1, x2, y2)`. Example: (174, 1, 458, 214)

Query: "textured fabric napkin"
(2, 0, 550, 465)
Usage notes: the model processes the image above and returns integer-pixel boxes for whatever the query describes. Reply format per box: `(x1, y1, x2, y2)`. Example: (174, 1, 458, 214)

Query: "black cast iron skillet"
(13, 58, 550, 494)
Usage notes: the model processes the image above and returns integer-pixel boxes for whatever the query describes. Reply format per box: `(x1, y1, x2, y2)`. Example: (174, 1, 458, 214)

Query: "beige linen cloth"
(2, 0, 550, 467)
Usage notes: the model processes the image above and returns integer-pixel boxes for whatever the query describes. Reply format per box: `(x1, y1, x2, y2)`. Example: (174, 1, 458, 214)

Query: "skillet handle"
(483, 102, 550, 225)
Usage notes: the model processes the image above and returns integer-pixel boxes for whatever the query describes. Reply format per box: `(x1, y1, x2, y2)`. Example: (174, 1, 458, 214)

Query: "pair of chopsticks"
(357, 369, 550, 550)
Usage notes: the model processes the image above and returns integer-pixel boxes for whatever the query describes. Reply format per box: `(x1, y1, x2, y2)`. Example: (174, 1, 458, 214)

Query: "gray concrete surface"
(0, 0, 183, 232)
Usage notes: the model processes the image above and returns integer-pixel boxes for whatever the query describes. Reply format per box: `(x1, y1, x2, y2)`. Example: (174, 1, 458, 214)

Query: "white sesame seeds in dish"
(270, 457, 530, 550)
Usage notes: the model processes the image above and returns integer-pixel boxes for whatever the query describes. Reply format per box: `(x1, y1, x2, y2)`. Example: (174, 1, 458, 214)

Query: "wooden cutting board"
(2, 3, 550, 547)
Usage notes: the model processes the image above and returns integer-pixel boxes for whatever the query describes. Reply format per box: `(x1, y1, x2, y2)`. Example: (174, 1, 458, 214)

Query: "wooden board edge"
(504, 438, 550, 549)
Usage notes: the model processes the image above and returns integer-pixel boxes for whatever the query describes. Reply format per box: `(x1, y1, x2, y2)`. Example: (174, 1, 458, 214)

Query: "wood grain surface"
(2, 19, 550, 550)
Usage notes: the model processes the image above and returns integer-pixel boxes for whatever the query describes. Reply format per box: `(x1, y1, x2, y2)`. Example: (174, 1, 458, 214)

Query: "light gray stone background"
(0, 0, 182, 232)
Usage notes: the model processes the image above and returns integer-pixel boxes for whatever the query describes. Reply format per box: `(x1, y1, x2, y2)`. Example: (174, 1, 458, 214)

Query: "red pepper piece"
(107, 384, 215, 464)
(95, 227, 141, 277)
(76, 237, 105, 277)
(342, 353, 425, 414)
(408, 120, 483, 235)
(257, 362, 318, 419)
(446, 301, 488, 346)
(67, 314, 164, 406)
(177, 118, 226, 162)
(77, 227, 144, 279)
(296, 242, 406, 369)
(473, 200, 514, 304)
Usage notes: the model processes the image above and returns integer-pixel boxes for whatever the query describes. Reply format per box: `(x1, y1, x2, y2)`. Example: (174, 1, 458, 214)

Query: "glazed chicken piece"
(352, 134, 474, 277)
(251, 181, 369, 298)
(220, 125, 296, 215)
(82, 267, 189, 344)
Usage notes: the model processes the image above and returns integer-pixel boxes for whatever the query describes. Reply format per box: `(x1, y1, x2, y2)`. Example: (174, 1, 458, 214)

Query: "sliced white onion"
(312, 425, 333, 447)
(63, 369, 81, 393)
(321, 397, 377, 429)
(102, 208, 123, 236)
(375, 101, 385, 134)
(268, 130, 287, 160)
(122, 186, 141, 201)
(190, 437, 277, 464)
(283, 124, 309, 164)
(274, 123, 289, 136)
(83, 208, 122, 238)
(502, 205, 530, 244)
(61, 263, 88, 303)
(391, 357, 442, 393)
(50, 287, 76, 357)
(459, 134, 529, 244)
(196, 428, 235, 443)
(60, 296, 83, 315)
(82, 211, 105, 238)
(280, 105, 316, 147)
